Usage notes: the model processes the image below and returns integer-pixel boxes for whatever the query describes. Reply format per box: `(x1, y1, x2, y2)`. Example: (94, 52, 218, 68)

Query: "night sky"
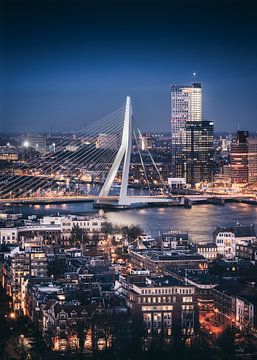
(1, 0, 257, 133)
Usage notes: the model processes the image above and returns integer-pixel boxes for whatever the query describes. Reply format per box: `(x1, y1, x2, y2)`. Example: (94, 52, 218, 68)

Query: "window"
(183, 297, 192, 303)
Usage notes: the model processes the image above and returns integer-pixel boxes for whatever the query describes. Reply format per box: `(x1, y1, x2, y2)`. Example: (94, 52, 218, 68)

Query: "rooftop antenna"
(237, 123, 240, 131)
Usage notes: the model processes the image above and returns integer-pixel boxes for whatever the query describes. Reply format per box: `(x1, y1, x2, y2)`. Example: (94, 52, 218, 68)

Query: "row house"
(1, 241, 48, 315)
(42, 302, 123, 353)
(40, 212, 106, 241)
(117, 273, 198, 339)
(212, 278, 257, 330)
(213, 223, 256, 259)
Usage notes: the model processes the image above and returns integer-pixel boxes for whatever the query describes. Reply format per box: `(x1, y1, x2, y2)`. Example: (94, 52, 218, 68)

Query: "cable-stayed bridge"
(0, 97, 175, 208)
(0, 97, 254, 208)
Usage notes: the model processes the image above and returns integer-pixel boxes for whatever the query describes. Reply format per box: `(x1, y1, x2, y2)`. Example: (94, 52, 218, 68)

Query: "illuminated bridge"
(0, 97, 255, 208)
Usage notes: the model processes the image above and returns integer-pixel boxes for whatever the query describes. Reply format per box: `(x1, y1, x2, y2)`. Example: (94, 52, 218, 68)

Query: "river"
(5, 201, 257, 243)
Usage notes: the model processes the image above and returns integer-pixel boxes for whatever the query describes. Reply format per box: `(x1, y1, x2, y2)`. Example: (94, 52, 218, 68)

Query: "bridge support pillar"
(99, 96, 132, 206)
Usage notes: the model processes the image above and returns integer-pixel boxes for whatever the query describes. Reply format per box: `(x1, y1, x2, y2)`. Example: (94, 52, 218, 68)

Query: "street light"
(23, 140, 29, 148)
(9, 312, 15, 319)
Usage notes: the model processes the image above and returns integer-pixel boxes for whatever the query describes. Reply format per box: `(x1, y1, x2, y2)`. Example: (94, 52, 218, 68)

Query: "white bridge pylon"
(99, 96, 132, 206)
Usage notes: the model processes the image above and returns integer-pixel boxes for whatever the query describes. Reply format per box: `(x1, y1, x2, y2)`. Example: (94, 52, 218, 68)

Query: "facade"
(2, 239, 48, 315)
(236, 243, 257, 263)
(118, 274, 197, 338)
(247, 137, 257, 183)
(161, 230, 189, 250)
(171, 83, 214, 186)
(171, 83, 202, 179)
(0, 213, 105, 246)
(213, 224, 256, 259)
(196, 243, 217, 260)
(212, 278, 257, 329)
(0, 227, 18, 244)
(130, 249, 207, 272)
(214, 227, 235, 259)
(230, 131, 249, 184)
(42, 302, 91, 352)
(40, 214, 105, 241)
(183, 120, 214, 186)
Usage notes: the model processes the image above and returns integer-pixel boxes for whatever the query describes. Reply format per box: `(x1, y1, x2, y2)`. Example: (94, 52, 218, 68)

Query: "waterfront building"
(171, 83, 202, 179)
(161, 230, 189, 250)
(213, 223, 257, 259)
(247, 137, 257, 184)
(230, 130, 249, 184)
(0, 212, 105, 246)
(171, 83, 214, 186)
(183, 120, 214, 186)
(40, 213, 105, 241)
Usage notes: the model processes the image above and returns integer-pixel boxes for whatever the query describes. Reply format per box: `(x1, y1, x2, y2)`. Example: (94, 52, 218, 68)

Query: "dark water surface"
(6, 201, 257, 243)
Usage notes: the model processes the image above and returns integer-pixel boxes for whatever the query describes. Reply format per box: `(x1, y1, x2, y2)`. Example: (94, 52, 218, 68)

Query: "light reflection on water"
(6, 202, 257, 243)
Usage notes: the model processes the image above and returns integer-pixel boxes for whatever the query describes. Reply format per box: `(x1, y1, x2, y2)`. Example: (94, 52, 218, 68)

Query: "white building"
(0, 228, 18, 244)
(40, 213, 106, 240)
(213, 224, 257, 259)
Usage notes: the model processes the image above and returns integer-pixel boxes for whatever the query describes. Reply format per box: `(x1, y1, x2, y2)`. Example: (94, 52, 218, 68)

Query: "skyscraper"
(171, 83, 202, 178)
(171, 83, 214, 186)
(230, 131, 249, 184)
(247, 138, 257, 184)
(184, 120, 214, 186)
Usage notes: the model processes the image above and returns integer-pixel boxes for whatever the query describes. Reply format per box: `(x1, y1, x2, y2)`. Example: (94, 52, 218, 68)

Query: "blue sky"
(1, 0, 257, 133)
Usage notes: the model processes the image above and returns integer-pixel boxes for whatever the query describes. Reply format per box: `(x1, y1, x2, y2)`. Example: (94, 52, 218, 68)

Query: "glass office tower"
(171, 83, 202, 178)
(171, 83, 214, 186)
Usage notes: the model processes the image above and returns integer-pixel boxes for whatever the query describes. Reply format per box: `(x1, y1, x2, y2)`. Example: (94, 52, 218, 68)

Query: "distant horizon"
(1, 129, 257, 138)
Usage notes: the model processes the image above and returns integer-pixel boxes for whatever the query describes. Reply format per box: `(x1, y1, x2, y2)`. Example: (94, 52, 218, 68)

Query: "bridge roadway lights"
(0, 194, 254, 206)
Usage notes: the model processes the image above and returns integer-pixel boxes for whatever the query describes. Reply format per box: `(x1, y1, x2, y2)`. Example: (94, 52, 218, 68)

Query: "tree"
(121, 225, 144, 242)
(216, 326, 235, 358)
(0, 314, 11, 360)
(71, 225, 84, 247)
(76, 317, 90, 358)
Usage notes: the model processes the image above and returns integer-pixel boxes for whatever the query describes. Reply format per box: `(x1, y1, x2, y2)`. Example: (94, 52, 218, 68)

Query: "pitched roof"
(234, 224, 256, 238)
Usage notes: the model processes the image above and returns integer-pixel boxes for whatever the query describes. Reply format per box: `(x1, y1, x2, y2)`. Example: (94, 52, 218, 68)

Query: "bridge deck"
(0, 193, 255, 205)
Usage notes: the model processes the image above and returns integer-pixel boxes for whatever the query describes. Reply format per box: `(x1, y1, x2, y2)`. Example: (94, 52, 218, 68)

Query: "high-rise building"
(230, 131, 249, 184)
(171, 83, 202, 178)
(247, 138, 257, 184)
(171, 83, 214, 186)
(184, 120, 214, 186)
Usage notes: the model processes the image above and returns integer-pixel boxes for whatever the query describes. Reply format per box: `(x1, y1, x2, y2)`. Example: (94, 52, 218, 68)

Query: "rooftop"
(135, 276, 184, 288)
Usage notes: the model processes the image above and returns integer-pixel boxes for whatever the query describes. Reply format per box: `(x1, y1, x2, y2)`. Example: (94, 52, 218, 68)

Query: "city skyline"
(2, 0, 257, 133)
